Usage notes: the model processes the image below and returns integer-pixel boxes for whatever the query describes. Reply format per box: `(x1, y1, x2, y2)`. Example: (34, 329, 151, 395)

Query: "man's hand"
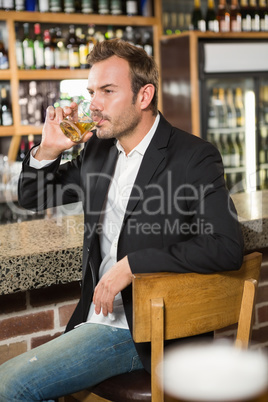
(93, 256, 133, 317)
(35, 102, 93, 161)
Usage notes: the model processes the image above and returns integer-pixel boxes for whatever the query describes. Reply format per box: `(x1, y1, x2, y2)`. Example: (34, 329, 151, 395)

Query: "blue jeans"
(0, 323, 144, 401)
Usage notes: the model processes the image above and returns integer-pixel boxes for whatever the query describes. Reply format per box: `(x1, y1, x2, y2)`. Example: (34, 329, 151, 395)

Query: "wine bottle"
(15, 0, 25, 10)
(191, 0, 206, 31)
(110, 0, 123, 15)
(217, 0, 230, 32)
(15, 24, 24, 69)
(217, 88, 228, 128)
(226, 88, 237, 128)
(249, 0, 260, 31)
(81, 0, 95, 13)
(76, 27, 88, 69)
(53, 27, 69, 68)
(49, 0, 63, 12)
(44, 29, 55, 69)
(66, 25, 80, 69)
(240, 0, 251, 31)
(207, 88, 219, 129)
(229, 133, 240, 168)
(38, 0, 49, 12)
(86, 25, 96, 54)
(34, 23, 45, 69)
(126, 0, 138, 16)
(64, 0, 75, 13)
(206, 0, 219, 32)
(98, 0, 109, 14)
(3, 0, 14, 10)
(220, 134, 231, 167)
(230, 0, 242, 32)
(235, 87, 245, 127)
(0, 29, 9, 70)
(22, 23, 35, 70)
(142, 30, 153, 56)
(259, 0, 268, 31)
(0, 87, 13, 126)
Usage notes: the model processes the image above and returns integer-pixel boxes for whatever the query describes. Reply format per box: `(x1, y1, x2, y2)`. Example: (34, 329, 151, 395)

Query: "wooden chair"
(61, 252, 262, 402)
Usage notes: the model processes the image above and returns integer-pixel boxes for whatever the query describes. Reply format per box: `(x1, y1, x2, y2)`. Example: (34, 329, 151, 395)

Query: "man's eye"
(104, 89, 113, 94)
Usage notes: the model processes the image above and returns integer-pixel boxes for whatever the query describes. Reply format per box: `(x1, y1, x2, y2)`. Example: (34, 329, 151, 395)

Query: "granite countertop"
(0, 191, 267, 295)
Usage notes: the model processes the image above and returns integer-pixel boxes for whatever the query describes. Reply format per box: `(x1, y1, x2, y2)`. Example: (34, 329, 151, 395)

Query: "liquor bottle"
(38, 0, 49, 11)
(191, 0, 206, 31)
(25, 0, 37, 11)
(217, 0, 230, 32)
(86, 25, 96, 54)
(53, 27, 69, 69)
(0, 29, 9, 70)
(98, 0, 109, 14)
(110, 0, 123, 15)
(81, 0, 95, 13)
(240, 0, 251, 31)
(249, 0, 260, 31)
(220, 134, 231, 167)
(229, 133, 240, 168)
(234, 87, 245, 127)
(142, 30, 153, 56)
(259, 0, 268, 31)
(44, 29, 55, 69)
(140, 0, 152, 17)
(226, 88, 237, 128)
(64, 0, 75, 12)
(0, 87, 13, 126)
(76, 27, 88, 69)
(126, 0, 139, 16)
(3, 0, 14, 10)
(208, 88, 219, 129)
(34, 23, 45, 69)
(230, 0, 242, 32)
(49, 0, 62, 12)
(217, 88, 228, 128)
(22, 23, 35, 70)
(27, 81, 43, 125)
(15, 0, 25, 10)
(236, 132, 245, 166)
(206, 0, 219, 32)
(66, 25, 80, 69)
(15, 24, 24, 69)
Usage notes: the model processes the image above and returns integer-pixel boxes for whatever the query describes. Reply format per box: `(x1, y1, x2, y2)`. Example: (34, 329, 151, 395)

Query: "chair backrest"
(132, 252, 262, 402)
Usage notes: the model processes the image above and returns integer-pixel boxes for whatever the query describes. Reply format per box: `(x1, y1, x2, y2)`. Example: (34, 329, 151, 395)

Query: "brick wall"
(0, 250, 268, 367)
(0, 282, 81, 365)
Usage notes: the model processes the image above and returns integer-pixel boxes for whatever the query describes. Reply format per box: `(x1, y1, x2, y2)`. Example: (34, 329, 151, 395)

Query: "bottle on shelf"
(217, 0, 230, 32)
(259, 0, 268, 31)
(15, 24, 24, 70)
(86, 24, 97, 55)
(16, 138, 26, 162)
(0, 86, 13, 126)
(142, 30, 153, 56)
(34, 23, 45, 69)
(53, 27, 69, 69)
(22, 23, 35, 70)
(220, 134, 231, 167)
(236, 131, 245, 166)
(234, 87, 245, 127)
(81, 0, 95, 13)
(259, 126, 268, 164)
(66, 25, 80, 69)
(110, 0, 124, 15)
(25, 0, 37, 11)
(191, 0, 206, 31)
(240, 0, 252, 31)
(126, 0, 139, 16)
(249, 0, 260, 31)
(228, 133, 240, 168)
(49, 0, 63, 12)
(98, 0, 109, 14)
(206, 0, 219, 32)
(217, 87, 228, 128)
(140, 0, 153, 17)
(207, 88, 219, 129)
(76, 27, 88, 69)
(43, 28, 55, 69)
(27, 81, 42, 125)
(230, 0, 242, 32)
(15, 0, 25, 11)
(19, 82, 29, 125)
(38, 0, 49, 12)
(0, 29, 9, 70)
(64, 0, 75, 13)
(3, 0, 15, 10)
(226, 88, 237, 128)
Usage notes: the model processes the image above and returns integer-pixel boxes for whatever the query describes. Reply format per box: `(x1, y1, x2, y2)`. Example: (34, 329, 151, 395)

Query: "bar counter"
(1, 190, 267, 296)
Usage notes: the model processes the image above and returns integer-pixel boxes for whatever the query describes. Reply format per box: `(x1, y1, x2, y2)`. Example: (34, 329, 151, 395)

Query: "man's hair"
(86, 38, 159, 115)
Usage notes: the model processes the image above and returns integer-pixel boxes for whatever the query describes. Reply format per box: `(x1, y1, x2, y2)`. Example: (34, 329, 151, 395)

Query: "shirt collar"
(116, 113, 160, 156)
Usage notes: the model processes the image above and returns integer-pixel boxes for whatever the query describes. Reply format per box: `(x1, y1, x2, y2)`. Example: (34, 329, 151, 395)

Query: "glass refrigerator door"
(203, 77, 257, 194)
(258, 79, 268, 190)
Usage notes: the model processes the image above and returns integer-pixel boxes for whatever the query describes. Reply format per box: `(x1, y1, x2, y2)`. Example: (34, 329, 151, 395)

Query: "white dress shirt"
(30, 114, 160, 329)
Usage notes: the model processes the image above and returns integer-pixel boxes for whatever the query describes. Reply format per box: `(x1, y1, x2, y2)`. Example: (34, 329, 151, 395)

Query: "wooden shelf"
(17, 69, 89, 80)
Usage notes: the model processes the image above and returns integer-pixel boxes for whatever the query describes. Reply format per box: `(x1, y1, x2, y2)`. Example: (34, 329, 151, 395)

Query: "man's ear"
(139, 84, 155, 110)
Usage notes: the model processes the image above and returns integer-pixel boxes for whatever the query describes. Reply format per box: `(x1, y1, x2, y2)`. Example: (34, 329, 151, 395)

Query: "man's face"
(87, 56, 142, 141)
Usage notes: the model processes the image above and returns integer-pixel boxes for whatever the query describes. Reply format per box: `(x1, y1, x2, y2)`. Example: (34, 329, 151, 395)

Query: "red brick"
(0, 341, 27, 365)
(0, 291, 27, 315)
(257, 305, 268, 324)
(0, 311, 54, 341)
(30, 282, 81, 307)
(59, 303, 77, 327)
(251, 325, 268, 344)
(31, 332, 62, 349)
(256, 284, 268, 304)
(259, 265, 268, 282)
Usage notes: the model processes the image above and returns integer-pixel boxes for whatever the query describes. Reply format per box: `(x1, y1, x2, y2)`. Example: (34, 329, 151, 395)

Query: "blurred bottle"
(64, 0, 75, 12)
(22, 23, 35, 70)
(98, 0, 109, 14)
(49, 0, 63, 12)
(38, 0, 49, 11)
(206, 0, 219, 32)
(208, 88, 219, 129)
(81, 0, 95, 13)
(143, 30, 153, 56)
(240, 0, 251, 31)
(3, 0, 14, 10)
(16, 138, 26, 162)
(230, 0, 242, 32)
(19, 82, 29, 125)
(126, 0, 139, 16)
(226, 88, 237, 128)
(220, 134, 231, 167)
(15, 0, 25, 10)
(34, 23, 45, 69)
(0, 29, 9, 70)
(259, 127, 268, 164)
(191, 0, 206, 31)
(0, 87, 13, 126)
(53, 27, 69, 69)
(235, 87, 245, 127)
(15, 24, 24, 69)
(75, 0, 81, 12)
(86, 24, 97, 54)
(110, 0, 123, 15)
(44, 29, 55, 69)
(249, 0, 260, 31)
(259, 0, 268, 31)
(217, 88, 228, 128)
(25, 0, 37, 11)
(105, 25, 115, 40)
(66, 25, 80, 69)
(76, 27, 88, 69)
(27, 81, 42, 125)
(236, 132, 245, 166)
(217, 0, 230, 32)
(229, 133, 240, 168)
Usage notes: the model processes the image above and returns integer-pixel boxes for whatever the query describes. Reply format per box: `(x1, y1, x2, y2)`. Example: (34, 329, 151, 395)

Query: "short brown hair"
(87, 38, 159, 115)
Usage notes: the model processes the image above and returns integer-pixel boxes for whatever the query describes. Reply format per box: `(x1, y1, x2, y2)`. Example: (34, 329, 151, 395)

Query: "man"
(0, 39, 244, 401)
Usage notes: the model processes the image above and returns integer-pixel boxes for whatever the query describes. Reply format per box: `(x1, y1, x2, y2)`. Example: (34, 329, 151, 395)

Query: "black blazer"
(18, 113, 244, 372)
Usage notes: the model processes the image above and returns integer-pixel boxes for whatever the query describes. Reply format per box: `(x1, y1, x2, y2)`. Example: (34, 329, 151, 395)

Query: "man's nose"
(90, 95, 103, 111)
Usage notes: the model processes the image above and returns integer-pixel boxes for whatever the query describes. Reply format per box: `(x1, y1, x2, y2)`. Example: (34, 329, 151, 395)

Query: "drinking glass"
(60, 99, 97, 142)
